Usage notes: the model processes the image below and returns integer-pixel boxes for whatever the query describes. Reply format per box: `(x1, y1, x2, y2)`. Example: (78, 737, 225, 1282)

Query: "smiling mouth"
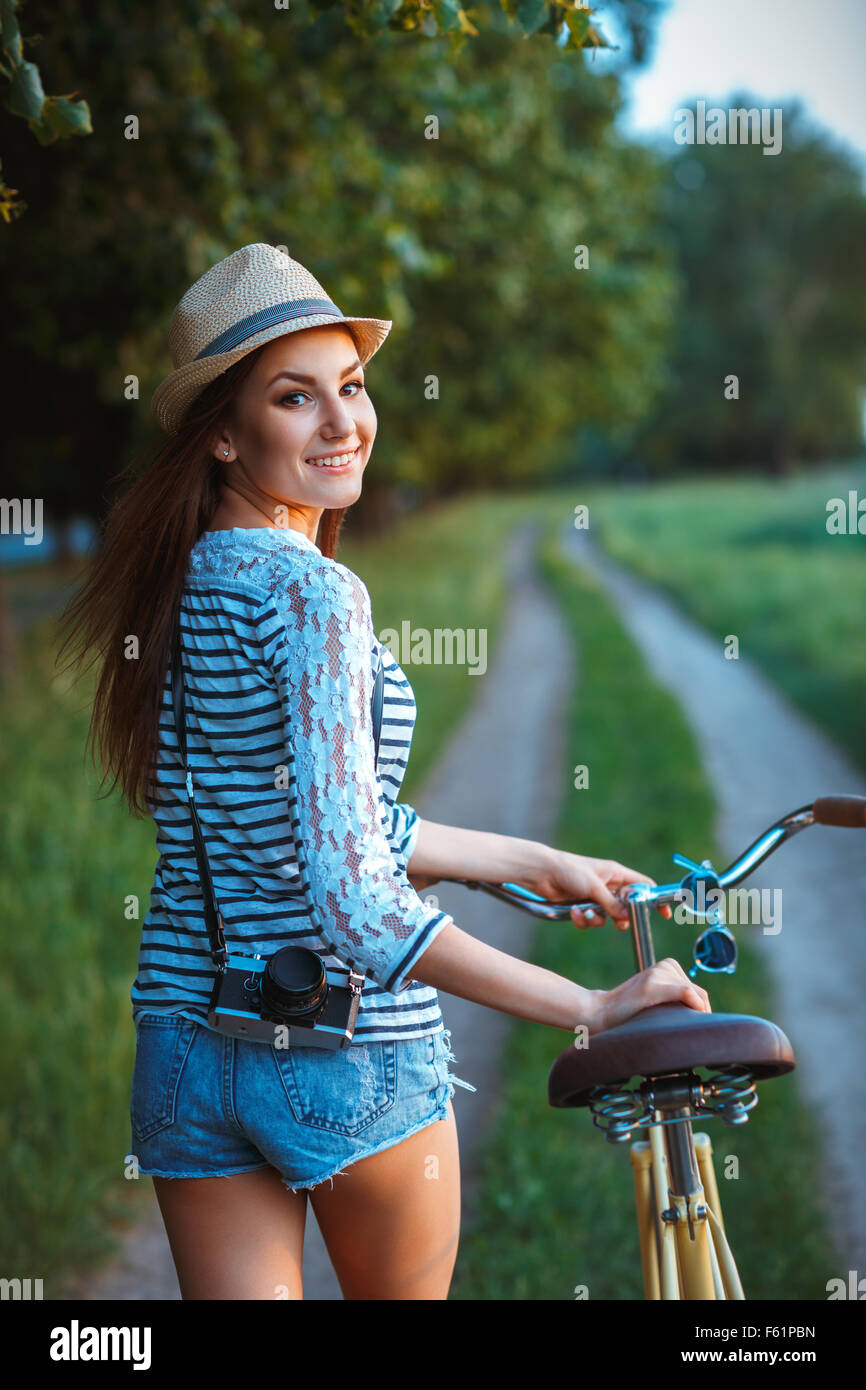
(304, 446, 360, 471)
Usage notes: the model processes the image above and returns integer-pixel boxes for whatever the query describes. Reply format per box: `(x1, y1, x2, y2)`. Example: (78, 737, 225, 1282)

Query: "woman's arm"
(406, 817, 553, 894)
(406, 817, 672, 929)
(404, 821, 708, 1033)
(409, 920, 711, 1035)
(409, 919, 598, 1031)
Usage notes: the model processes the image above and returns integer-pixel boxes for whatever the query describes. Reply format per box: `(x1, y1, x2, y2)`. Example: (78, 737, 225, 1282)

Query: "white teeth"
(305, 449, 357, 468)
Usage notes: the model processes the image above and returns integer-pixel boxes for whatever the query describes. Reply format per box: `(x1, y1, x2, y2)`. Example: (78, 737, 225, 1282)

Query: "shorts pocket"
(130, 1013, 198, 1141)
(272, 1040, 398, 1137)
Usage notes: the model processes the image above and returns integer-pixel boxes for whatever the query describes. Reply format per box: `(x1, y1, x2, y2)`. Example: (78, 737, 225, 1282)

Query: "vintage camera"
(209, 945, 363, 1048)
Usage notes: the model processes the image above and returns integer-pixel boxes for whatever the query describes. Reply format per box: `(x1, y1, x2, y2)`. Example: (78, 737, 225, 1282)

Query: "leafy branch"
(0, 0, 91, 221)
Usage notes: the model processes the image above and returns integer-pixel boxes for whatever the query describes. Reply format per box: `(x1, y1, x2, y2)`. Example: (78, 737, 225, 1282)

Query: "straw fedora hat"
(151, 242, 393, 435)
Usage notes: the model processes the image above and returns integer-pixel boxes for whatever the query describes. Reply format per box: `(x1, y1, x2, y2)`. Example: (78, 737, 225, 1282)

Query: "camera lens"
(261, 947, 328, 1020)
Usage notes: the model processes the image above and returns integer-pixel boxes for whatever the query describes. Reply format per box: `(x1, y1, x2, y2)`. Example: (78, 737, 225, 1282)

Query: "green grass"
(0, 489, 536, 1290)
(585, 458, 866, 776)
(0, 618, 160, 1283)
(449, 521, 840, 1300)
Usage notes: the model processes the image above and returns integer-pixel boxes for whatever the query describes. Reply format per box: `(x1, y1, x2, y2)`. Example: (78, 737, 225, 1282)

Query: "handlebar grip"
(812, 795, 866, 828)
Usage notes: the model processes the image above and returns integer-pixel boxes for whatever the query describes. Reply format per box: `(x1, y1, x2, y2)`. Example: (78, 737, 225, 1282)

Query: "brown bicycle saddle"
(548, 1003, 796, 1109)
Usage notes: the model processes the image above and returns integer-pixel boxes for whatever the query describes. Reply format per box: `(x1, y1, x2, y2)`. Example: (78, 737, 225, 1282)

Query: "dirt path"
(560, 520, 866, 1276)
(64, 519, 574, 1300)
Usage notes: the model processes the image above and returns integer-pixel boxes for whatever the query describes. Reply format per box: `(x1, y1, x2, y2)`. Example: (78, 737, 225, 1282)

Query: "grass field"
(586, 459, 866, 777)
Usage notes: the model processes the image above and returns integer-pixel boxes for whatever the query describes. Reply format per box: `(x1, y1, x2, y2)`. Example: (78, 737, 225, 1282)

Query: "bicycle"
(442, 794, 866, 1300)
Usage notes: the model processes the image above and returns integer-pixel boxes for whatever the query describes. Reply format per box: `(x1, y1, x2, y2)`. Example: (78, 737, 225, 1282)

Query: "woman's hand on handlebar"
(588, 957, 711, 1035)
(528, 850, 673, 930)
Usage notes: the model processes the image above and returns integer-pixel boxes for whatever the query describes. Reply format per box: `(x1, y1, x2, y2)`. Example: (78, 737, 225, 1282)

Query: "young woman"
(57, 244, 709, 1302)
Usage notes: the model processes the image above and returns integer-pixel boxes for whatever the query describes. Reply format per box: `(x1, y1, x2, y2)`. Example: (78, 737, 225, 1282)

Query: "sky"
(589, 0, 866, 175)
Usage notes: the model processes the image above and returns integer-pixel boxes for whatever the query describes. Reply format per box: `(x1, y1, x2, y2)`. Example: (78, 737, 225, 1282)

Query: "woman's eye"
(278, 380, 364, 407)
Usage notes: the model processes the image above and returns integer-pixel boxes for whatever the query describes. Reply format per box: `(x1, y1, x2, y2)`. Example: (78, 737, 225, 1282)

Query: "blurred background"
(1, 0, 864, 1300)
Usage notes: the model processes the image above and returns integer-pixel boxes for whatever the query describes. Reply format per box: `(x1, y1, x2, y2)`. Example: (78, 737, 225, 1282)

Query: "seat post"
(661, 1104, 703, 1200)
(629, 886, 656, 972)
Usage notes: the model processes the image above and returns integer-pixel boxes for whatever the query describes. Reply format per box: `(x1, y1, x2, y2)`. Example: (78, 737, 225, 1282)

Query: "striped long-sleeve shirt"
(131, 524, 453, 1043)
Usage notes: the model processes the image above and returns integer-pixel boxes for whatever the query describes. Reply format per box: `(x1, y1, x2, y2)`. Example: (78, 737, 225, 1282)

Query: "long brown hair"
(54, 342, 348, 819)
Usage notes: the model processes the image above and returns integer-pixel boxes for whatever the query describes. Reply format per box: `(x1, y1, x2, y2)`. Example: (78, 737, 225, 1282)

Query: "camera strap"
(170, 617, 385, 974)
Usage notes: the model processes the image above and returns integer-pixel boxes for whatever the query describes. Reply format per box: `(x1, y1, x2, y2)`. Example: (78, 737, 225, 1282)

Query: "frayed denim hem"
(280, 1099, 453, 1195)
(439, 1027, 477, 1101)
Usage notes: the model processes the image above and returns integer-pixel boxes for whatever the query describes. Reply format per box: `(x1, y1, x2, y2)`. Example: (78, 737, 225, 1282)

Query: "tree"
(0, 0, 91, 220)
(634, 95, 866, 476)
(0, 0, 670, 222)
(0, 0, 673, 535)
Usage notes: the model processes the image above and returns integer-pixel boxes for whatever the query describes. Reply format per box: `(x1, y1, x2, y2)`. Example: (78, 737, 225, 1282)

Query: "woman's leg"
(309, 1102, 461, 1300)
(152, 1167, 308, 1300)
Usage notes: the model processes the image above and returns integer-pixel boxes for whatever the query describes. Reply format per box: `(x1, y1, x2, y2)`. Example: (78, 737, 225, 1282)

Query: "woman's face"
(214, 324, 378, 531)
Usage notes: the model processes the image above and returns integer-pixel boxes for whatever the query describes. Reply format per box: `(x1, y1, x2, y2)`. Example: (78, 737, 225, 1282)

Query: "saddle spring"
(587, 1065, 759, 1144)
(588, 1084, 650, 1144)
(698, 1065, 758, 1125)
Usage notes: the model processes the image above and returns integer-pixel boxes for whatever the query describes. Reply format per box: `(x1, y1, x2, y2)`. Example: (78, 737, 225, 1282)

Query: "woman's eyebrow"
(267, 360, 364, 387)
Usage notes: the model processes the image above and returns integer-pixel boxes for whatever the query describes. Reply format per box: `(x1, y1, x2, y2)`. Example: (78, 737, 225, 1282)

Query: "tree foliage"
(0, 0, 91, 220)
(632, 96, 866, 476)
(0, 0, 674, 528)
(0, 0, 668, 219)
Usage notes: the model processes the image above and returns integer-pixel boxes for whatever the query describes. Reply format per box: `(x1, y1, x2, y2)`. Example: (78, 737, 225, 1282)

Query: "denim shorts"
(129, 1014, 476, 1193)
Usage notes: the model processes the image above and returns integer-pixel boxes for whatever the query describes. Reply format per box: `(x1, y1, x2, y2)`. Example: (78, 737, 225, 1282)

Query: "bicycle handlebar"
(441, 794, 866, 922)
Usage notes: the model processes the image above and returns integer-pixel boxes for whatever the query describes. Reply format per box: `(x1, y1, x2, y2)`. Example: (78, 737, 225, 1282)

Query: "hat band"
(195, 297, 345, 360)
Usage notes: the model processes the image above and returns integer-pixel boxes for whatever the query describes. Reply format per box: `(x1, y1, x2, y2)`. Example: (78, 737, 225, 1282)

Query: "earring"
(223, 448, 229, 456)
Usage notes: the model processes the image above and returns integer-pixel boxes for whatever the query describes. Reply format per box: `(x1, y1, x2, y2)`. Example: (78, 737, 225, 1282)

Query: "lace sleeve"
(261, 560, 453, 993)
